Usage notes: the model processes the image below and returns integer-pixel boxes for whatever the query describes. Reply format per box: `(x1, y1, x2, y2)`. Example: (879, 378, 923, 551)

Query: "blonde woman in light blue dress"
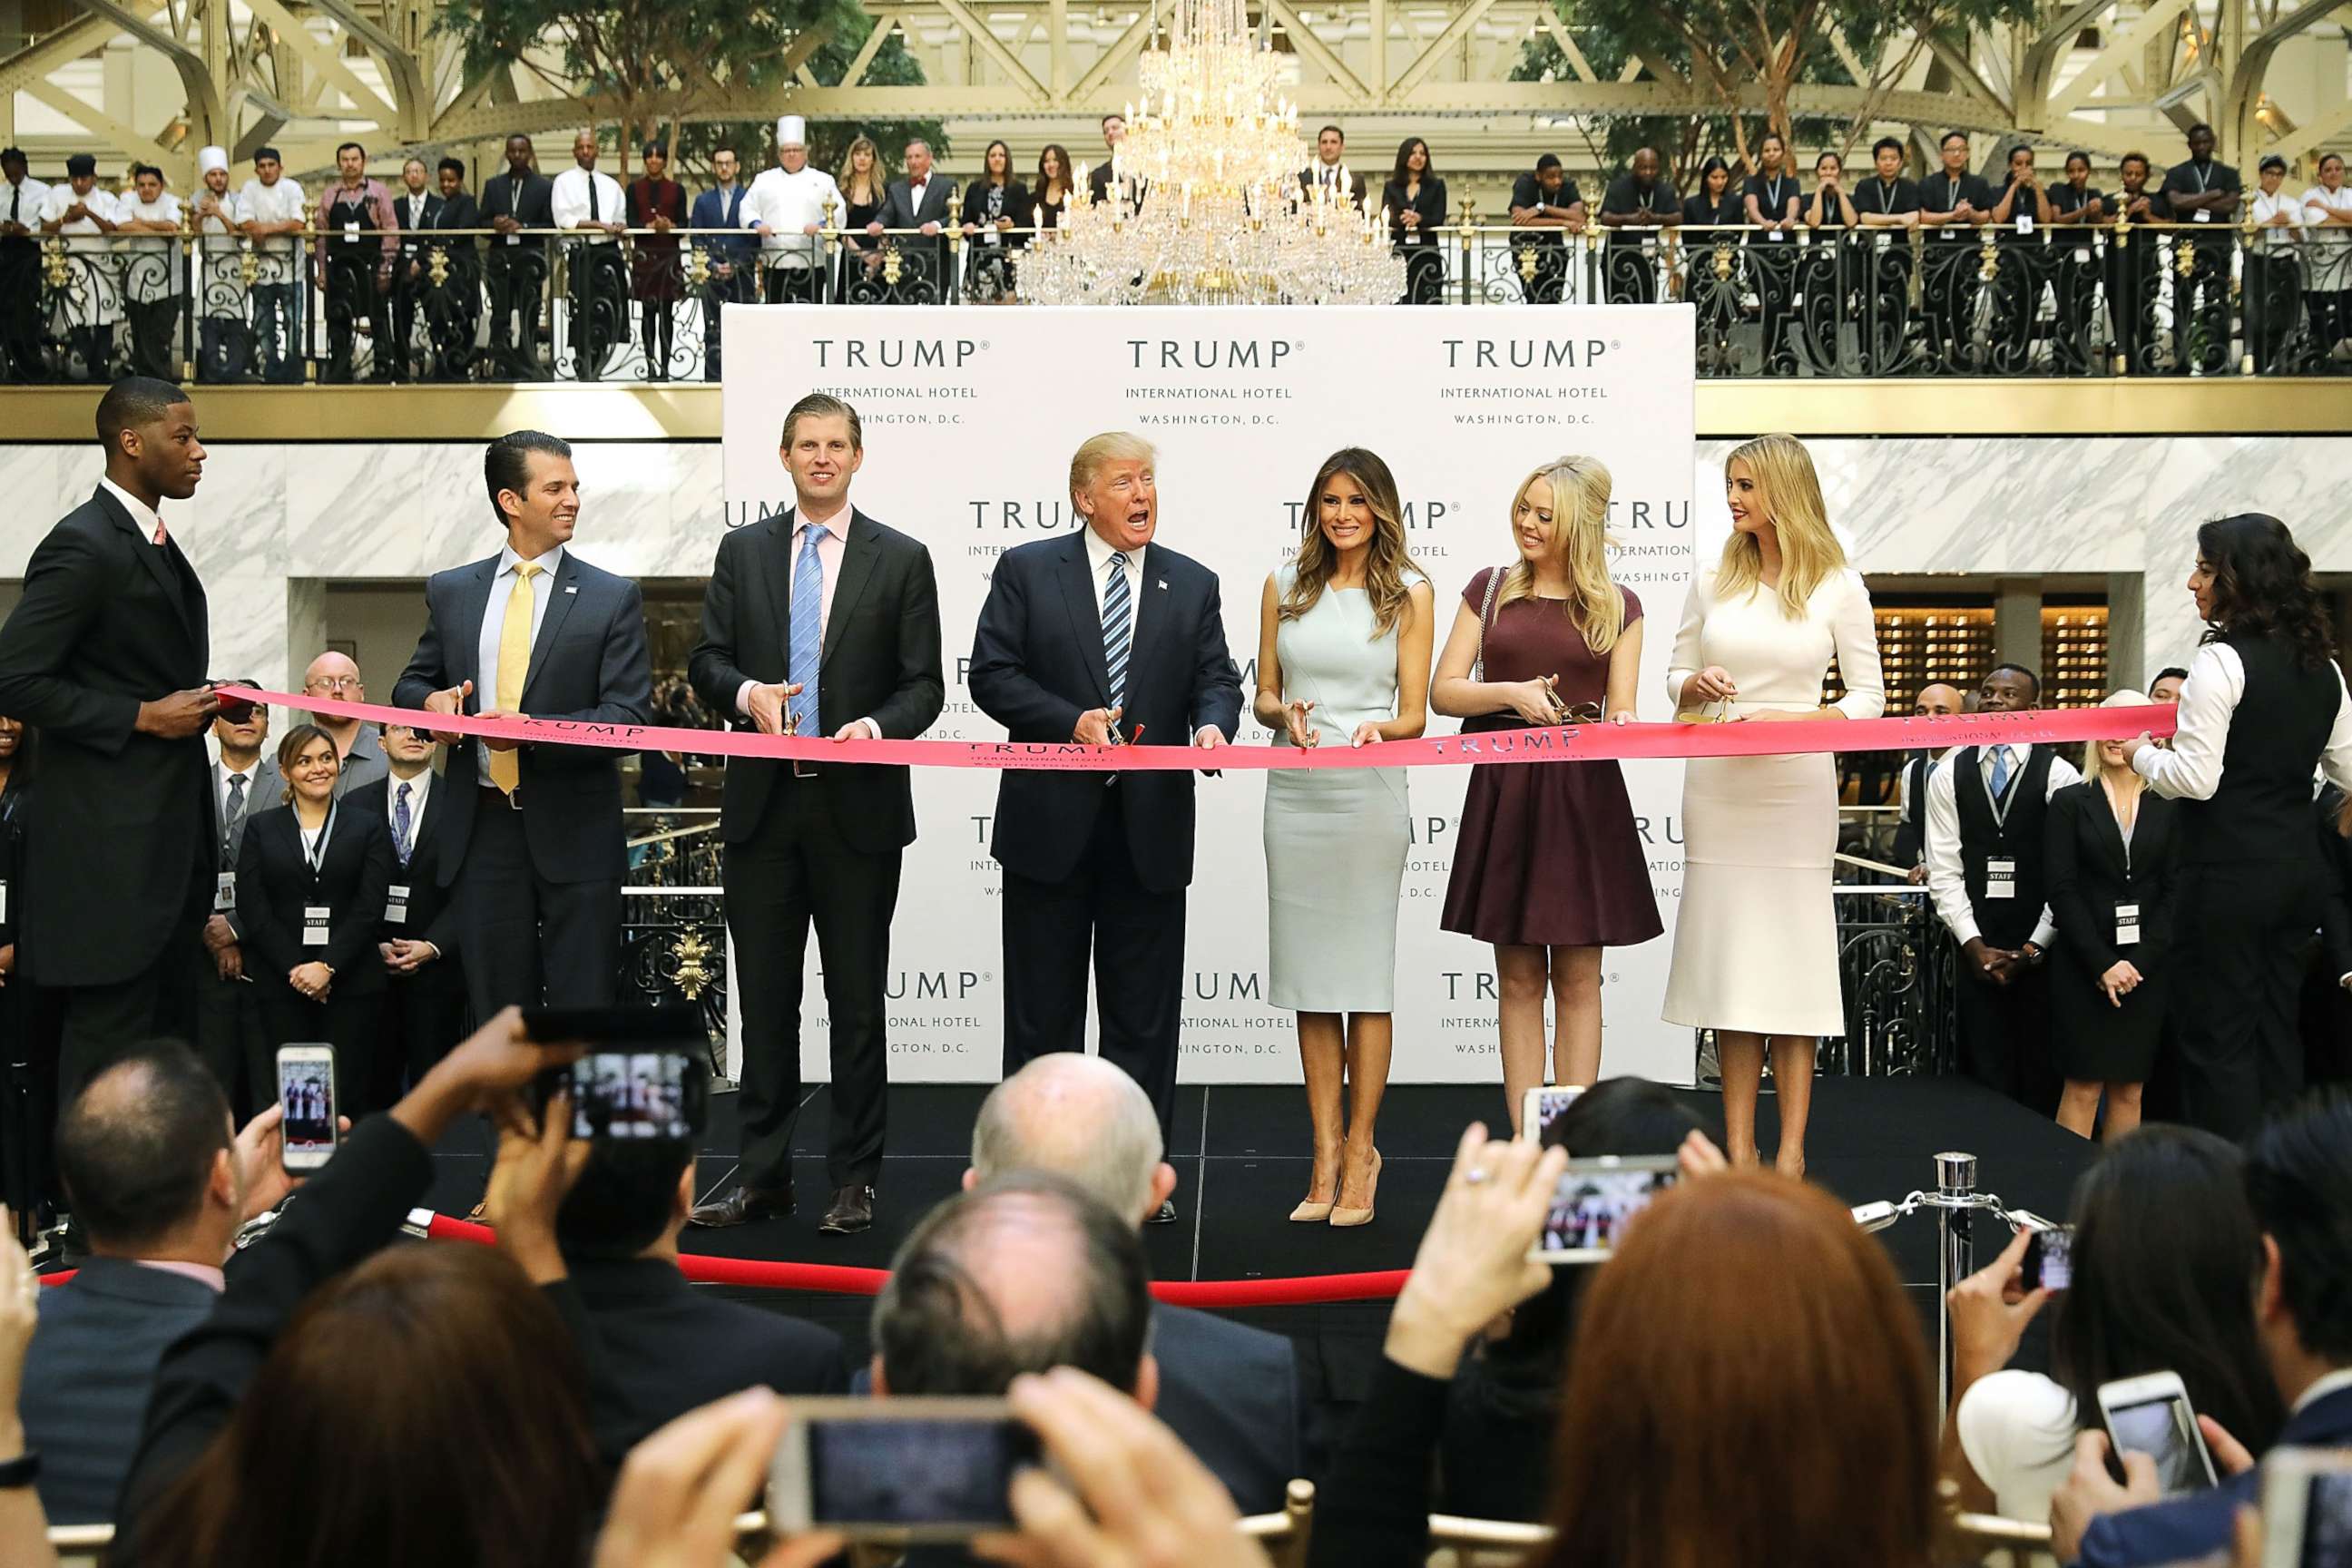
(1255, 447, 1435, 1229)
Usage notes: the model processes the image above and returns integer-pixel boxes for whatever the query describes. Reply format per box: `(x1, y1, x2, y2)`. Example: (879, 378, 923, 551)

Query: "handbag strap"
(1471, 564, 1507, 682)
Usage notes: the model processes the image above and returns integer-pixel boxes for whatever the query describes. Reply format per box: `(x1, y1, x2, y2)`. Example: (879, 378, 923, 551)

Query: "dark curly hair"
(2197, 513, 2336, 671)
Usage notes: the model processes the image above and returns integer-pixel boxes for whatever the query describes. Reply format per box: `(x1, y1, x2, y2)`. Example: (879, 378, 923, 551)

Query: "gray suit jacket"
(22, 1258, 220, 1524)
(879, 176, 956, 230)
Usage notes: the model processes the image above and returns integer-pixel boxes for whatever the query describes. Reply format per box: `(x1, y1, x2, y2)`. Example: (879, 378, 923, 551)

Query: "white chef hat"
(197, 145, 229, 175)
(776, 115, 807, 147)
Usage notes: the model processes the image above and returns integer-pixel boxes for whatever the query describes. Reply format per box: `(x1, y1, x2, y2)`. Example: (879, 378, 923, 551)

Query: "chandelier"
(1020, 0, 1406, 306)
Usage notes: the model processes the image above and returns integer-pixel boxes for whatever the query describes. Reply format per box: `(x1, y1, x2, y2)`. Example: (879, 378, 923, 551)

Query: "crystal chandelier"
(1020, 0, 1406, 306)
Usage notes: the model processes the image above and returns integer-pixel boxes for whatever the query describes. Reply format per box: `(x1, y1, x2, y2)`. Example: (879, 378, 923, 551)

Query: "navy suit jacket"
(691, 184, 756, 266)
(22, 1258, 220, 1524)
(391, 548, 652, 888)
(2074, 1385, 2352, 1567)
(968, 533, 1241, 893)
(1152, 1304, 1306, 1515)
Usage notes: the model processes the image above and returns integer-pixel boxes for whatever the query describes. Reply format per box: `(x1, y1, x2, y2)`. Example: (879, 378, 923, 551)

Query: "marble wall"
(5, 435, 2347, 690)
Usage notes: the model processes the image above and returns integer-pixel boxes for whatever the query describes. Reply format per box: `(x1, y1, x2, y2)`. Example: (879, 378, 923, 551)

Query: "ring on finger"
(1464, 1167, 1492, 1185)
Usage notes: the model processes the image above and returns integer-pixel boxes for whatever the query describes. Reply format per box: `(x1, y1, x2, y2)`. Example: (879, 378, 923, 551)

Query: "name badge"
(387, 884, 410, 924)
(2193, 209, 2213, 222)
(1405, 232, 1423, 245)
(1984, 858, 2018, 900)
(215, 872, 238, 913)
(1875, 232, 1893, 253)
(2116, 902, 2141, 946)
(505, 232, 519, 246)
(1942, 226, 1960, 239)
(2073, 247, 2092, 263)
(2016, 215, 2034, 235)
(303, 904, 330, 946)
(0, 878, 7, 924)
(342, 220, 359, 241)
(1768, 229, 1786, 242)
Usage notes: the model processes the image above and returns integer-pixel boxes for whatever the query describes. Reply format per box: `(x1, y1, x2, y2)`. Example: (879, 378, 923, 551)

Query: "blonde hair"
(1068, 432, 1156, 508)
(1497, 456, 1623, 655)
(2090, 689, 2151, 790)
(1280, 447, 1420, 638)
(1716, 433, 1847, 620)
(841, 136, 885, 205)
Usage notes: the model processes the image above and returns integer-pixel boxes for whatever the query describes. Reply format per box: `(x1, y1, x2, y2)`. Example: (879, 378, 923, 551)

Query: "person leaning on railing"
(114, 163, 184, 383)
(1852, 138, 1924, 375)
(1596, 148, 1680, 307)
(1508, 154, 1583, 305)
(0, 149, 48, 382)
(235, 148, 306, 385)
(2248, 154, 2308, 373)
(2303, 152, 2352, 361)
(1382, 137, 1446, 305)
(2108, 152, 2167, 371)
(624, 140, 687, 381)
(36, 154, 121, 384)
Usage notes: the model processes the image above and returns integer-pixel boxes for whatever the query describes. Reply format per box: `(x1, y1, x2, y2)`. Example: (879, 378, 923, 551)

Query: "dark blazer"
(2077, 1386, 2352, 1568)
(234, 802, 396, 995)
(1892, 752, 1932, 870)
(879, 174, 956, 230)
(959, 179, 1033, 247)
(478, 168, 555, 248)
(569, 1255, 848, 1471)
(342, 770, 464, 976)
(1086, 162, 1149, 211)
(390, 189, 443, 256)
(392, 548, 653, 888)
(968, 534, 1242, 892)
(687, 507, 944, 854)
(21, 1257, 219, 1525)
(690, 184, 756, 268)
(2044, 781, 2184, 978)
(1152, 1305, 1305, 1516)
(1382, 175, 1446, 247)
(1301, 166, 1370, 207)
(428, 191, 480, 233)
(0, 485, 211, 987)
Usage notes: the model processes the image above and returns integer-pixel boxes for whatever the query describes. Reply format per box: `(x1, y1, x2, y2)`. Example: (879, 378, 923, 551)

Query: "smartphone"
(1519, 1084, 1586, 1144)
(765, 1397, 1039, 1542)
(2097, 1371, 2220, 1495)
(2260, 1448, 2352, 1568)
(564, 1050, 708, 1141)
(1529, 1155, 1679, 1263)
(277, 1044, 337, 1172)
(2007, 1209, 2075, 1293)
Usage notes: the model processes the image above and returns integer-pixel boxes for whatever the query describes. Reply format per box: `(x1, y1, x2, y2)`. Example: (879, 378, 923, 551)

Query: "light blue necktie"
(1990, 744, 2013, 802)
(789, 524, 825, 733)
(1102, 553, 1132, 710)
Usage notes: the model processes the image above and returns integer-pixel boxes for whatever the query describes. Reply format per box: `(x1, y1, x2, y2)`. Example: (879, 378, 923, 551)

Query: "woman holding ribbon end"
(1661, 434, 1883, 1177)
(1434, 456, 1661, 1134)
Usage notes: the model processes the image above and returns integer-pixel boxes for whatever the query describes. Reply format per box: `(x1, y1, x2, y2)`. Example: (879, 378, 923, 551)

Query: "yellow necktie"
(489, 561, 540, 794)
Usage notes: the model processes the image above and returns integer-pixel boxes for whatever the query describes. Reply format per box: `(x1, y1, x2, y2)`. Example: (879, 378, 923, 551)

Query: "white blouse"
(1666, 565, 1885, 720)
(1956, 1369, 2080, 1524)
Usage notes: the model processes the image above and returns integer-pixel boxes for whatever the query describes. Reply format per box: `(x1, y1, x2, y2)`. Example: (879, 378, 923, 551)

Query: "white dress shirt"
(119, 191, 183, 300)
(237, 175, 306, 278)
(731, 508, 879, 739)
(386, 768, 433, 859)
(742, 163, 841, 266)
(550, 166, 625, 241)
(2303, 183, 2352, 291)
(41, 185, 123, 322)
(2133, 642, 2352, 799)
(217, 758, 260, 826)
(402, 189, 431, 230)
(98, 475, 165, 544)
(2, 174, 50, 231)
(474, 544, 563, 786)
(1083, 524, 1144, 638)
(1924, 742, 2081, 948)
(2250, 186, 2304, 253)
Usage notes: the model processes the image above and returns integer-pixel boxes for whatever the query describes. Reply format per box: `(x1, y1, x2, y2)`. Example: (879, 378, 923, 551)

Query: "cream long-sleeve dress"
(1660, 566, 1884, 1036)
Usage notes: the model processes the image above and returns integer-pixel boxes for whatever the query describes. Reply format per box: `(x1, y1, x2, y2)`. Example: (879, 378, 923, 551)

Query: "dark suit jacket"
(1892, 753, 1932, 870)
(690, 184, 756, 268)
(391, 548, 653, 888)
(2076, 1386, 2352, 1568)
(1152, 1304, 1305, 1515)
(1382, 176, 1446, 247)
(688, 507, 943, 853)
(2044, 781, 2184, 977)
(21, 1257, 219, 1524)
(968, 534, 1242, 892)
(428, 191, 480, 232)
(1087, 162, 1148, 211)
(342, 769, 466, 990)
(478, 169, 555, 249)
(1301, 166, 1370, 207)
(0, 485, 211, 986)
(879, 175, 956, 231)
(960, 179, 1033, 247)
(234, 802, 396, 996)
(568, 1254, 848, 1470)
(390, 189, 443, 256)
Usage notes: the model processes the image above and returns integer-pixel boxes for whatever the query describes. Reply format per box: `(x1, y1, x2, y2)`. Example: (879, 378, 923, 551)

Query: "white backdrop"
(720, 305, 1696, 1086)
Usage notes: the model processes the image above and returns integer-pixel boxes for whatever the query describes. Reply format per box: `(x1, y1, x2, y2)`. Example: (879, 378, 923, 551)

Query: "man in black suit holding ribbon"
(687, 393, 943, 1236)
(0, 377, 217, 1104)
(969, 431, 1242, 1223)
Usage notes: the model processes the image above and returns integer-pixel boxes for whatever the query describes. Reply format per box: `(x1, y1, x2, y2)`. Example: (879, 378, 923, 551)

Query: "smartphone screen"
(568, 1051, 702, 1140)
(2107, 1394, 2216, 1494)
(2023, 1225, 2074, 1292)
(1532, 1157, 1678, 1262)
(793, 1413, 1037, 1534)
(278, 1050, 336, 1168)
(2300, 1472, 2352, 1568)
(1522, 1085, 1585, 1144)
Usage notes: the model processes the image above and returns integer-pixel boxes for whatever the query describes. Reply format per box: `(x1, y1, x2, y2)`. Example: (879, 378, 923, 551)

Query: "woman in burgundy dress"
(1433, 456, 1662, 1128)
(625, 141, 688, 380)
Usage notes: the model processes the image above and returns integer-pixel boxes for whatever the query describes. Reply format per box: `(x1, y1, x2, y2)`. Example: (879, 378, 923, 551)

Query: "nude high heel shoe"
(1289, 1195, 1335, 1223)
(1329, 1148, 1381, 1228)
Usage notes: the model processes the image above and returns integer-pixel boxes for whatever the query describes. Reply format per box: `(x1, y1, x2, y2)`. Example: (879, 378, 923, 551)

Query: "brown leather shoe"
(818, 1184, 875, 1235)
(688, 1182, 794, 1229)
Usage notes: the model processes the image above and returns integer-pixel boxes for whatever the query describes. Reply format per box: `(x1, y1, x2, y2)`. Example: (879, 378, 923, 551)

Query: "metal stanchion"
(1849, 1149, 2014, 1414)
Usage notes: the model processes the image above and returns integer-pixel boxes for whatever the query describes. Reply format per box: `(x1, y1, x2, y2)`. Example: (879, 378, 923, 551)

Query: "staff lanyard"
(1876, 181, 1898, 213)
(301, 800, 337, 877)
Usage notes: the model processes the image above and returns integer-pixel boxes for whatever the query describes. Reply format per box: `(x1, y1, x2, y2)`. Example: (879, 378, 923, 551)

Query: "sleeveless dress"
(1440, 572, 1661, 949)
(1263, 565, 1418, 1011)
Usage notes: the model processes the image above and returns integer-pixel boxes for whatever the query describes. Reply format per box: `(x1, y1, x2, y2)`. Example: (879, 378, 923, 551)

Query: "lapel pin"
(1157, 578, 1168, 590)
(564, 585, 579, 594)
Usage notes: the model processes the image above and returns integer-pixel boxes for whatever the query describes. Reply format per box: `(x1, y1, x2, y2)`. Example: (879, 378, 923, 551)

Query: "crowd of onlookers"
(1, 116, 2345, 380)
(0, 994, 2346, 1566)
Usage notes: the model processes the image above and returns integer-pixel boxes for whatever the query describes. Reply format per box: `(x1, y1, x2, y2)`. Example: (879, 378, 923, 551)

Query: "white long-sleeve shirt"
(2132, 642, 2352, 799)
(550, 165, 625, 242)
(1925, 742, 2080, 948)
(741, 163, 841, 265)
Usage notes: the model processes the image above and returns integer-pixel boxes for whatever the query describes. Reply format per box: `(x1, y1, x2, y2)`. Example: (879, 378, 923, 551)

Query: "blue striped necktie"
(789, 524, 824, 733)
(1102, 552, 1132, 710)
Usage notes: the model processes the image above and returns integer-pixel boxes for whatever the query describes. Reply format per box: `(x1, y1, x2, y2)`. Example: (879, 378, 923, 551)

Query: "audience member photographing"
(555, 1132, 848, 1470)
(2053, 1087, 2352, 1567)
(21, 1042, 317, 1524)
(1943, 1124, 2284, 1524)
(965, 1054, 1306, 1513)
(0, 1221, 54, 1568)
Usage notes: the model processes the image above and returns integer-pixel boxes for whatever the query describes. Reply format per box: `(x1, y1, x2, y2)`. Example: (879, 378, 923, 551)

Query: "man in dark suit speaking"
(395, 430, 652, 1018)
(688, 393, 943, 1236)
(969, 432, 1242, 1221)
(0, 377, 217, 1102)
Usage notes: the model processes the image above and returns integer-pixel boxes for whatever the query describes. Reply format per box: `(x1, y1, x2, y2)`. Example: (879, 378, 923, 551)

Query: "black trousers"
(2176, 859, 2321, 1142)
(0, 978, 62, 1219)
(57, 877, 208, 1109)
(455, 789, 621, 1020)
(724, 777, 901, 1191)
(702, 267, 755, 380)
(322, 253, 379, 382)
(373, 969, 469, 1107)
(194, 959, 276, 1118)
(260, 983, 388, 1118)
(1953, 947, 2056, 1114)
(762, 265, 824, 305)
(125, 297, 177, 379)
(1000, 786, 1185, 1149)
(0, 243, 41, 378)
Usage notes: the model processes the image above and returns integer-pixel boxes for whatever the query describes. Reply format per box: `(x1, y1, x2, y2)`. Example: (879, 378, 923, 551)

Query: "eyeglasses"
(306, 676, 364, 692)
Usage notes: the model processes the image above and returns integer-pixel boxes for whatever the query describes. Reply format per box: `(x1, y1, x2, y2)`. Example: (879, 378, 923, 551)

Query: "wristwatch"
(2019, 942, 2046, 966)
(0, 1450, 41, 1489)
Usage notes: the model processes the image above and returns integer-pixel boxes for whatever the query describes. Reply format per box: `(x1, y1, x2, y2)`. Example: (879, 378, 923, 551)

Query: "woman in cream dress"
(1257, 447, 1434, 1228)
(1663, 433, 1883, 1176)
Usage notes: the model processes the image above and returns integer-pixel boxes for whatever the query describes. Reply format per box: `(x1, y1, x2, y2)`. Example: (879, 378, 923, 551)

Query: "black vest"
(2189, 632, 2341, 865)
(1954, 743, 2054, 946)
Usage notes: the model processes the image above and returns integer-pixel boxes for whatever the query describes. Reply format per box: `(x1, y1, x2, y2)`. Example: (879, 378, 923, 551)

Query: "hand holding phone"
(767, 1398, 1037, 1542)
(1518, 1084, 1584, 1143)
(277, 1044, 338, 1172)
(2259, 1448, 2352, 1568)
(2098, 1372, 2220, 1495)
(1530, 1155, 1679, 1263)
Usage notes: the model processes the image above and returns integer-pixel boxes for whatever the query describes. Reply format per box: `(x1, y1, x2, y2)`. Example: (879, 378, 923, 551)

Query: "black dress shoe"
(818, 1185, 876, 1235)
(688, 1183, 794, 1229)
(1147, 1199, 1178, 1226)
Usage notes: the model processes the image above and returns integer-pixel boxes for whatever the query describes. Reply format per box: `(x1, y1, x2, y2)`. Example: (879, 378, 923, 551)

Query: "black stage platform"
(423, 1073, 2098, 1396)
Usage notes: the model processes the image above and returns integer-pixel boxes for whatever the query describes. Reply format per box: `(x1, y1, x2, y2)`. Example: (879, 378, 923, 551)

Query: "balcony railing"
(10, 218, 2345, 382)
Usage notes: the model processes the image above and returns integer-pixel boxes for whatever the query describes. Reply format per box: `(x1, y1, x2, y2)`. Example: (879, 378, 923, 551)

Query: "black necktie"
(588, 179, 600, 222)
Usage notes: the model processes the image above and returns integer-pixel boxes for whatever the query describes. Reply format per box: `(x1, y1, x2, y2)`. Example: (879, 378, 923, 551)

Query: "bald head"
(1913, 682, 1964, 719)
(303, 652, 363, 736)
(54, 1041, 238, 1258)
(969, 1055, 1167, 1226)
